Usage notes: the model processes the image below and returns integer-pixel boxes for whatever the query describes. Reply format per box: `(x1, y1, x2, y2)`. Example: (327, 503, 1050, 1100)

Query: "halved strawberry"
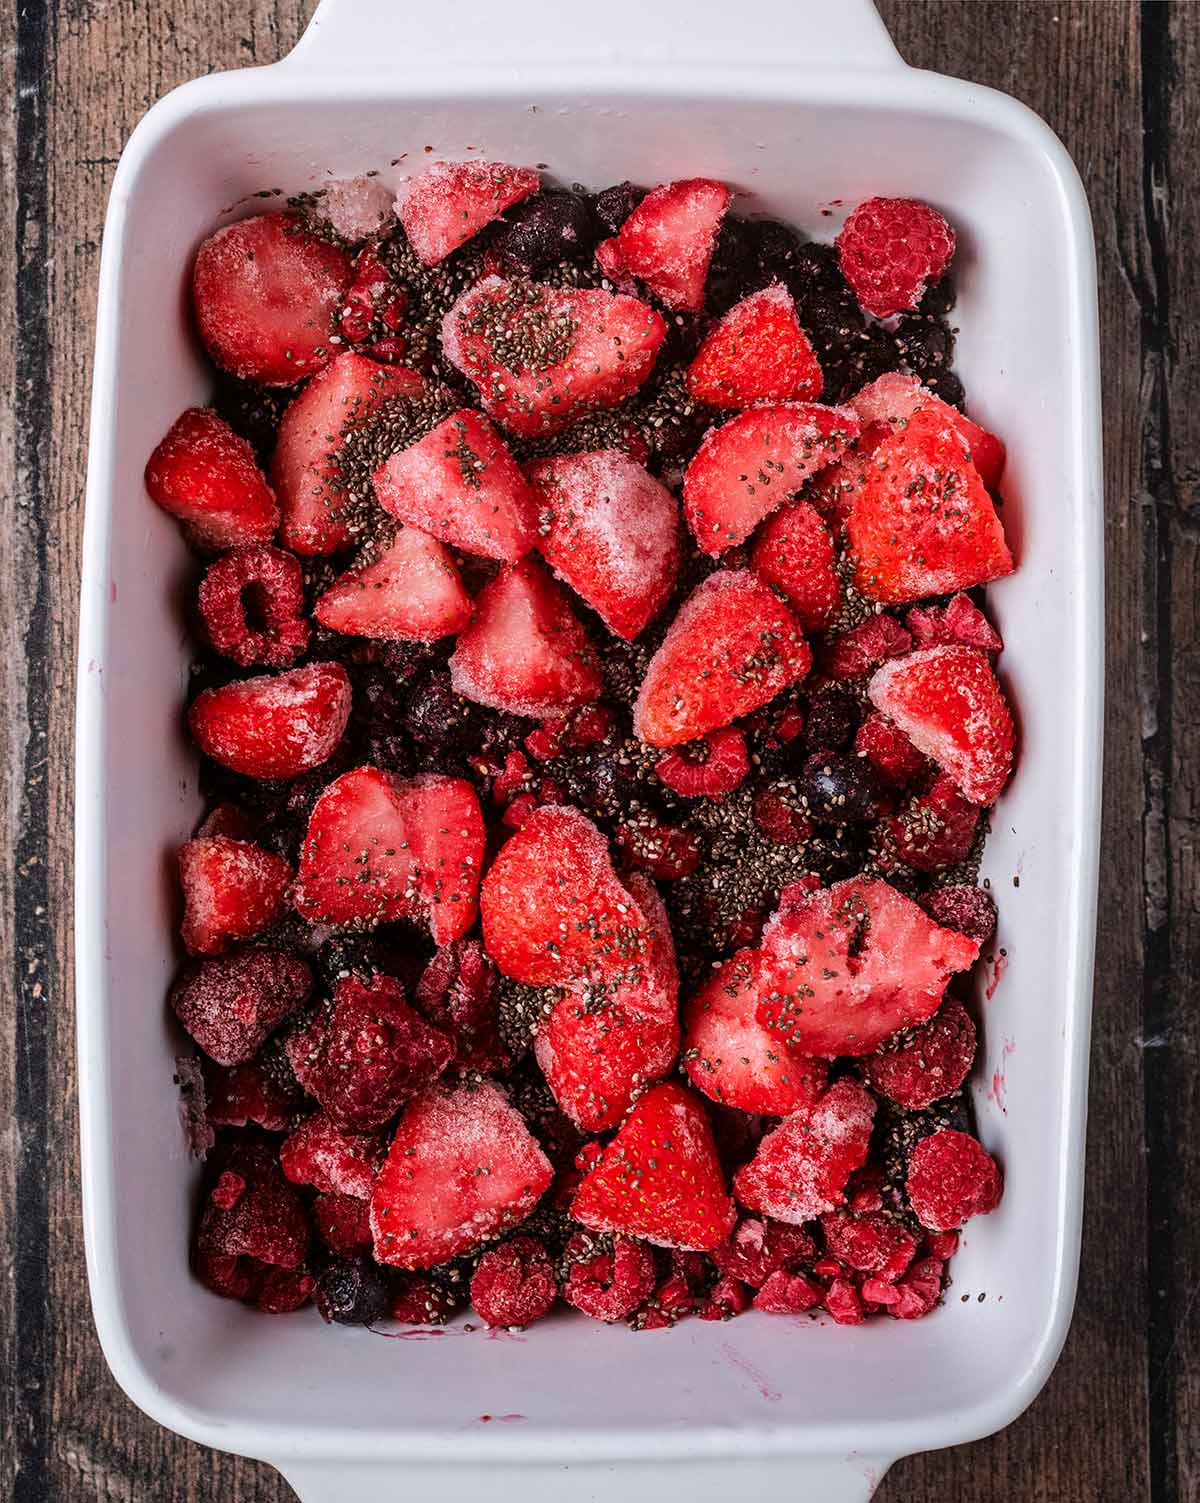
(314, 525, 472, 641)
(755, 877, 980, 1057)
(273, 352, 427, 556)
(449, 556, 602, 718)
(749, 499, 841, 633)
(846, 407, 1013, 604)
(279, 1112, 387, 1199)
(178, 836, 292, 956)
(372, 408, 538, 561)
(441, 274, 665, 438)
(684, 949, 829, 1115)
(394, 161, 540, 266)
(527, 450, 681, 641)
(633, 570, 812, 748)
(850, 371, 1005, 492)
(597, 179, 731, 312)
(534, 872, 679, 1131)
(683, 402, 860, 554)
(145, 409, 278, 551)
(480, 805, 653, 987)
(187, 661, 350, 779)
(192, 211, 353, 385)
(371, 1080, 553, 1268)
(868, 643, 1015, 806)
(571, 1080, 736, 1251)
(686, 285, 823, 407)
(293, 768, 486, 943)
(732, 1078, 876, 1225)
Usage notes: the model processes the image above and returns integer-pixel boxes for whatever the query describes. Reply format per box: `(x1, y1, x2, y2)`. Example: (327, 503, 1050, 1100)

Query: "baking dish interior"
(81, 76, 1098, 1460)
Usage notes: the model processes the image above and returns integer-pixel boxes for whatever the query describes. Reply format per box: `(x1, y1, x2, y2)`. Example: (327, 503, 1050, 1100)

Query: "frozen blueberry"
(496, 190, 597, 270)
(804, 687, 860, 752)
(314, 1257, 392, 1326)
(797, 751, 877, 823)
(591, 181, 646, 235)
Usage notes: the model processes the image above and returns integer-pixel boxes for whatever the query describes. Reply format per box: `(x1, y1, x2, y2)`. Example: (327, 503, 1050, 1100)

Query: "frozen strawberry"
(711, 1217, 815, 1288)
(614, 815, 701, 881)
(314, 525, 472, 642)
(906, 591, 1004, 656)
(854, 710, 930, 788)
(807, 421, 891, 531)
(599, 178, 730, 312)
(821, 1210, 917, 1282)
(441, 274, 665, 437)
(312, 1193, 373, 1257)
(750, 499, 841, 633)
(527, 450, 681, 640)
(192, 211, 353, 384)
(884, 773, 980, 871)
(273, 353, 427, 556)
(921, 884, 997, 945)
(847, 408, 1013, 604)
(145, 409, 278, 550)
(470, 1235, 557, 1328)
(204, 1058, 300, 1132)
(684, 950, 828, 1115)
(753, 1269, 824, 1314)
(687, 285, 823, 407)
(905, 1129, 1002, 1230)
(449, 557, 602, 718)
(171, 947, 311, 1066)
(866, 996, 977, 1110)
(683, 402, 859, 553)
(373, 409, 539, 562)
(755, 877, 979, 1057)
(572, 1081, 736, 1252)
(371, 1080, 553, 1267)
(561, 1232, 658, 1322)
(633, 571, 811, 747)
(868, 644, 1015, 806)
(535, 872, 679, 1131)
(280, 1111, 387, 1198)
(850, 372, 1005, 492)
(654, 727, 750, 798)
(178, 836, 292, 956)
(198, 544, 309, 667)
(413, 938, 509, 1074)
(480, 805, 653, 987)
(820, 613, 912, 680)
(196, 1142, 310, 1297)
(188, 661, 351, 780)
(732, 1078, 875, 1225)
(395, 160, 540, 265)
(293, 768, 485, 943)
(836, 197, 955, 319)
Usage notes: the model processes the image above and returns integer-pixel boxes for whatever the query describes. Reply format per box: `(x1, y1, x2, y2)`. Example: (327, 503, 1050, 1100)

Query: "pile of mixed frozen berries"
(150, 163, 1013, 1332)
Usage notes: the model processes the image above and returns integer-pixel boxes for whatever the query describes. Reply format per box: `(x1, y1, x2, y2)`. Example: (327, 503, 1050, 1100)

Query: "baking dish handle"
(283, 0, 902, 73)
(279, 1455, 891, 1502)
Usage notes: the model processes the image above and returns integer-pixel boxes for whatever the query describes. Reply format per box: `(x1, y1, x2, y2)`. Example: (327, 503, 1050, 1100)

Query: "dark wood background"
(2, 2, 1193, 1498)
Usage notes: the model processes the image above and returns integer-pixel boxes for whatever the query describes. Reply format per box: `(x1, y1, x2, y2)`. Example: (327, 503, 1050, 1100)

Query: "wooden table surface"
(2, 2, 1194, 1498)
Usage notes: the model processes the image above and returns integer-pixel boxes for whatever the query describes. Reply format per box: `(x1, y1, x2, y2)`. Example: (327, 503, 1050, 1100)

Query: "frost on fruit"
(317, 176, 395, 243)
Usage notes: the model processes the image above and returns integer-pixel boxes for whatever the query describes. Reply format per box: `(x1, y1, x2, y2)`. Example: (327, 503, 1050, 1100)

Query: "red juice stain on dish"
(989, 1037, 1016, 1114)
(985, 949, 1009, 1001)
(721, 1343, 782, 1403)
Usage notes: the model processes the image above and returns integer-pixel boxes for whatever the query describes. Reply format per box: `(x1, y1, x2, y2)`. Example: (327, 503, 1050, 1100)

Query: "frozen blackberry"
(316, 934, 383, 992)
(895, 313, 954, 379)
(925, 368, 966, 410)
(350, 666, 415, 773)
(314, 1257, 392, 1326)
(591, 180, 645, 235)
(403, 670, 485, 750)
(495, 190, 598, 270)
(804, 686, 861, 752)
(705, 215, 761, 314)
(210, 372, 294, 465)
(747, 218, 806, 283)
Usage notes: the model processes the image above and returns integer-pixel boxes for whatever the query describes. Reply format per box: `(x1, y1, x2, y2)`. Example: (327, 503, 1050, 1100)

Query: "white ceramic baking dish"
(75, 1, 1103, 1497)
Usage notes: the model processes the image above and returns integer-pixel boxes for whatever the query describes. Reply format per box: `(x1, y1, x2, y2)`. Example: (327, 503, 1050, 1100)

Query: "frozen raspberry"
(338, 244, 409, 344)
(845, 1163, 885, 1214)
(836, 198, 956, 318)
(889, 1256, 945, 1319)
(256, 1267, 316, 1313)
(753, 1269, 824, 1314)
(698, 1275, 751, 1320)
(906, 1129, 1003, 1230)
(821, 1211, 917, 1281)
(854, 711, 929, 788)
(197, 545, 311, 668)
(413, 938, 509, 1074)
(279, 1112, 387, 1198)
(907, 593, 1003, 657)
(470, 1236, 557, 1329)
(865, 997, 977, 1109)
(921, 884, 998, 945)
(170, 948, 312, 1066)
(570, 706, 617, 747)
(204, 1058, 300, 1131)
(752, 784, 814, 845)
(196, 1142, 310, 1297)
(711, 1217, 816, 1288)
(502, 793, 539, 829)
(367, 336, 410, 364)
(824, 1276, 866, 1326)
(614, 816, 702, 880)
(315, 1257, 392, 1326)
(655, 727, 749, 799)
(886, 774, 979, 871)
(636, 1273, 695, 1329)
(592, 181, 646, 235)
(797, 751, 878, 824)
(926, 1230, 960, 1261)
(390, 1275, 461, 1325)
(211, 1170, 246, 1211)
(821, 614, 912, 680)
(312, 1193, 373, 1256)
(524, 720, 566, 761)
(492, 749, 532, 804)
(561, 1233, 657, 1322)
